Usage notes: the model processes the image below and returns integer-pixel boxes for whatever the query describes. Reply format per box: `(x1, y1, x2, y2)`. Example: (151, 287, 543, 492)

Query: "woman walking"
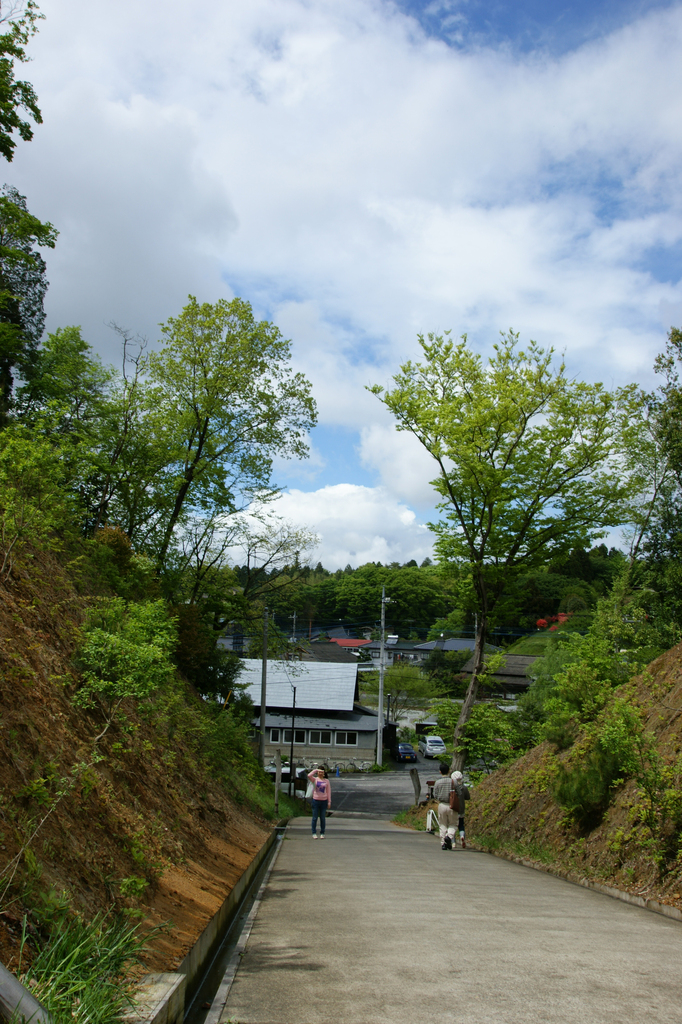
(308, 767, 331, 838)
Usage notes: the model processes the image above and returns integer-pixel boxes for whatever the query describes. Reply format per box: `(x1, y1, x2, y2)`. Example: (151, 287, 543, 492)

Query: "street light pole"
(377, 586, 387, 765)
(258, 606, 268, 767)
(288, 685, 296, 798)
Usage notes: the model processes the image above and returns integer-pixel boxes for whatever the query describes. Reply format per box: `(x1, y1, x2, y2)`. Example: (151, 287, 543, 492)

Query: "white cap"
(451, 771, 463, 782)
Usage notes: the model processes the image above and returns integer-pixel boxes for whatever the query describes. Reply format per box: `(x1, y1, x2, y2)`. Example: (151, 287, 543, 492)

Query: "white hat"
(451, 771, 463, 782)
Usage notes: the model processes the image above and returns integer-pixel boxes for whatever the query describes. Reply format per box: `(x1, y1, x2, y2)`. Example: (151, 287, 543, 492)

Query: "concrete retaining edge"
(471, 843, 682, 924)
(129, 825, 280, 1024)
(176, 826, 279, 1000)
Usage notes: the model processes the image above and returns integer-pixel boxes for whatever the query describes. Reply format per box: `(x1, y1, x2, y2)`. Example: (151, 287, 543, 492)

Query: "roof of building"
(461, 654, 537, 687)
(415, 638, 476, 652)
(329, 638, 371, 648)
(239, 659, 358, 711)
(300, 642, 359, 664)
(363, 639, 424, 652)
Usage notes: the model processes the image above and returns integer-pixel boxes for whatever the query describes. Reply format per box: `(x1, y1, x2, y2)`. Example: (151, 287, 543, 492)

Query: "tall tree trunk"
(450, 610, 487, 772)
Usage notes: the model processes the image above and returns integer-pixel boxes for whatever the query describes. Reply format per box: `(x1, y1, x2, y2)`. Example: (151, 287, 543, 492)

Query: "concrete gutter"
(203, 832, 284, 1024)
(471, 842, 682, 924)
(127, 826, 281, 1024)
(176, 827, 279, 998)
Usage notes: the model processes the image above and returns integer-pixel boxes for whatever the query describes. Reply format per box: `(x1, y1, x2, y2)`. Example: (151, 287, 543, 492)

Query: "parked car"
(418, 735, 447, 759)
(264, 764, 308, 783)
(393, 742, 417, 763)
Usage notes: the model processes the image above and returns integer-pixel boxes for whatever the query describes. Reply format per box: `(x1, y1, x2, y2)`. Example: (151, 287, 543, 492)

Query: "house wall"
(262, 738, 376, 764)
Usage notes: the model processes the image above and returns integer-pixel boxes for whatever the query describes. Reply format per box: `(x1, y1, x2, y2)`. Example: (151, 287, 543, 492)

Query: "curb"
(203, 833, 284, 1024)
(127, 827, 281, 1024)
(177, 828, 279, 999)
(472, 843, 682, 924)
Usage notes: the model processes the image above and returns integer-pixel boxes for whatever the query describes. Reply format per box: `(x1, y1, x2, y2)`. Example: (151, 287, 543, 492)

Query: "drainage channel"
(183, 826, 285, 1024)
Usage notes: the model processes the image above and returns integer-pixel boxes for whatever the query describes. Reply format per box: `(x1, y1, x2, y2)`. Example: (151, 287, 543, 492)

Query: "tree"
(371, 331, 632, 769)
(331, 561, 448, 631)
(0, 422, 72, 577)
(16, 325, 113, 433)
(0, 2, 43, 163)
(0, 185, 57, 419)
(362, 662, 439, 722)
(146, 296, 317, 567)
(621, 327, 682, 620)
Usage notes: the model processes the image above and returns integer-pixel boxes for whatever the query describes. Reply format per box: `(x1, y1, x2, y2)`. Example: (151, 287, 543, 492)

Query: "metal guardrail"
(0, 962, 52, 1024)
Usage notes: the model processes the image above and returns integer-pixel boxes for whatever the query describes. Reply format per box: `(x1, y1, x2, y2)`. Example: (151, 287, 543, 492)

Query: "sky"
(9, 0, 682, 568)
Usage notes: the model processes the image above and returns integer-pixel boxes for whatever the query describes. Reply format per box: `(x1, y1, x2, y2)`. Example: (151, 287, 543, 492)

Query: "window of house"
(335, 731, 357, 746)
(309, 730, 332, 745)
(283, 729, 306, 744)
(269, 728, 280, 742)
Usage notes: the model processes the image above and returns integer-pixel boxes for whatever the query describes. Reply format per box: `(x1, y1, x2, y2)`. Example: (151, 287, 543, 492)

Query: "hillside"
(467, 643, 682, 908)
(0, 549, 281, 973)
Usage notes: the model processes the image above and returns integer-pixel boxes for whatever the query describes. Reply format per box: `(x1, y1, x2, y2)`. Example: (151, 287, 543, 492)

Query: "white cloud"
(7, 0, 682, 559)
(270, 484, 434, 569)
(358, 423, 437, 507)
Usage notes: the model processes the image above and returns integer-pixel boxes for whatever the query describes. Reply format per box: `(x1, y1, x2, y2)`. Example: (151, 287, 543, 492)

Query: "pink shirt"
(308, 771, 331, 806)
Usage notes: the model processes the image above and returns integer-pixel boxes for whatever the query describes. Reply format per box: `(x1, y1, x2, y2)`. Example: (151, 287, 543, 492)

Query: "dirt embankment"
(465, 644, 682, 908)
(0, 551, 271, 972)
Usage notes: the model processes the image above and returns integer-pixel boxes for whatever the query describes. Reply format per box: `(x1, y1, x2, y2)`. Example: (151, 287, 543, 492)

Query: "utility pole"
(258, 606, 268, 767)
(288, 685, 296, 798)
(377, 586, 390, 766)
(290, 610, 297, 641)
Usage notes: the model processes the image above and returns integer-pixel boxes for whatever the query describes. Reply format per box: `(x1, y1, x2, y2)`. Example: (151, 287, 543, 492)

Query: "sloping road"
(221, 815, 682, 1024)
(329, 764, 433, 817)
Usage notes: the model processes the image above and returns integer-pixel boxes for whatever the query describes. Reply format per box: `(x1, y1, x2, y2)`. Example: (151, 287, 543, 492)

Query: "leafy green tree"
(74, 598, 178, 743)
(0, 422, 73, 577)
(422, 647, 471, 697)
(16, 325, 112, 433)
(146, 296, 317, 566)
(519, 567, 677, 750)
(0, 2, 43, 162)
(362, 662, 439, 722)
(372, 330, 632, 769)
(632, 327, 682, 620)
(331, 561, 448, 631)
(0, 185, 57, 419)
(457, 704, 517, 773)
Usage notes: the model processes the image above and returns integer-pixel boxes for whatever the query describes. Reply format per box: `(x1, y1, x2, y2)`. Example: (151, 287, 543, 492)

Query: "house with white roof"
(237, 659, 380, 763)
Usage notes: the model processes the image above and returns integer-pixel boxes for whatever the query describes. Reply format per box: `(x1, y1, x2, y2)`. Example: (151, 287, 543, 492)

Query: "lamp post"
(377, 587, 392, 765)
(258, 606, 268, 767)
(288, 685, 296, 798)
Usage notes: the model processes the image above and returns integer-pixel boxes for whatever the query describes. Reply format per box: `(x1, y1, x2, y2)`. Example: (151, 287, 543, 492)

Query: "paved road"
(221, 817, 682, 1024)
(330, 763, 435, 817)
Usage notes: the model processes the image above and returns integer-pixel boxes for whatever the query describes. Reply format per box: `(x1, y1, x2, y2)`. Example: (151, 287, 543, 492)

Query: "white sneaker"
(312, 834, 318, 839)
(320, 834, 325, 839)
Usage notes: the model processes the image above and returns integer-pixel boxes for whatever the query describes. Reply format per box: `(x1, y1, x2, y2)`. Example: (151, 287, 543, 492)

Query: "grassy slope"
(0, 549, 299, 971)
(465, 644, 682, 909)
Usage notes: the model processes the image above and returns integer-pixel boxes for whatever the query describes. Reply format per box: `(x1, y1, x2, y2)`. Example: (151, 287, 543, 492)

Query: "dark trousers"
(311, 800, 327, 834)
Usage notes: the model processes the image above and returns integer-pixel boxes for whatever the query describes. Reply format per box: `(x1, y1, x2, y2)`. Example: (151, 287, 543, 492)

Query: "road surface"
(219, 815, 682, 1024)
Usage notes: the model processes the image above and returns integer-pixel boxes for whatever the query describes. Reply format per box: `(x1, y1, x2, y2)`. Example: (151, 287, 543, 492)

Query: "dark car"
(393, 743, 418, 763)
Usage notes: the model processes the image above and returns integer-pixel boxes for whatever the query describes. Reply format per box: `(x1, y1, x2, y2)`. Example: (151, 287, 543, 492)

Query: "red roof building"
(328, 637, 372, 649)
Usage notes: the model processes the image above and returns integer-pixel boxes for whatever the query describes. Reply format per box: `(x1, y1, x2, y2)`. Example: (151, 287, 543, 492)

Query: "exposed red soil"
(0, 550, 271, 972)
